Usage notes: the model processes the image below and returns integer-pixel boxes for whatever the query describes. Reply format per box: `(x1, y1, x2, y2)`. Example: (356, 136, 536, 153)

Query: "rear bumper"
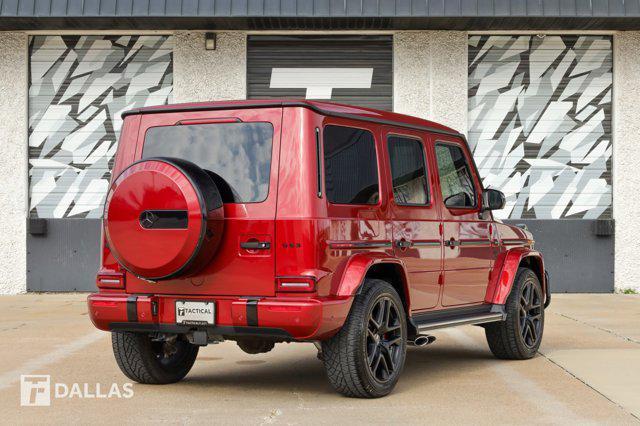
(87, 293, 353, 341)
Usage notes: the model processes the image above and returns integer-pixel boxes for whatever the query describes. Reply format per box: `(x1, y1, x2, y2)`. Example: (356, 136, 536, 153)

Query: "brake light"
(96, 271, 125, 289)
(91, 300, 118, 308)
(276, 276, 316, 292)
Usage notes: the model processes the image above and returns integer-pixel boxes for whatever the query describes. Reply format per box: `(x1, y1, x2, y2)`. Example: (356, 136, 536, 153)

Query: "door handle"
(240, 241, 271, 250)
(444, 238, 460, 248)
(395, 239, 412, 249)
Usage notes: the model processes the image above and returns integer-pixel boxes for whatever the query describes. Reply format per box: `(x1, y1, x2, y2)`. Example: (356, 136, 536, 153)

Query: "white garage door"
(468, 35, 612, 219)
(28, 35, 173, 218)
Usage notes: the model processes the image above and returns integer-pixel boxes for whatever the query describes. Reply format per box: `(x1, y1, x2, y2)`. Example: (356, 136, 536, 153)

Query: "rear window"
(323, 125, 379, 205)
(143, 122, 273, 203)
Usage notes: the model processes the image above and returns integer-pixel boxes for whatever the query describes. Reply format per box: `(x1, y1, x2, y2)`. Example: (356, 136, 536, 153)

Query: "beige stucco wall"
(173, 32, 247, 103)
(0, 32, 28, 294)
(613, 32, 640, 292)
(394, 31, 468, 134)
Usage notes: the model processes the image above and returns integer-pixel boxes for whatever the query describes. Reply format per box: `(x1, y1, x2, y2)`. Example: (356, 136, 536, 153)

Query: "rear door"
(384, 128, 441, 312)
(433, 137, 493, 306)
(125, 107, 282, 296)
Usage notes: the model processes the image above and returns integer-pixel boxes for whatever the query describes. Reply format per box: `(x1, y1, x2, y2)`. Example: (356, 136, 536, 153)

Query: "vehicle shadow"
(181, 344, 495, 396)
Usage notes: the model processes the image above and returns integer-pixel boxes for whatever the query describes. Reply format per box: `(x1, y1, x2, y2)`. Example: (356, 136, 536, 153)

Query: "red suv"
(88, 100, 549, 398)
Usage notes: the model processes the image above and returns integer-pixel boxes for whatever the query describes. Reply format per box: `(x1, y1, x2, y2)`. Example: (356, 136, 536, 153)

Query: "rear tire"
(485, 267, 544, 360)
(321, 279, 407, 398)
(112, 332, 199, 384)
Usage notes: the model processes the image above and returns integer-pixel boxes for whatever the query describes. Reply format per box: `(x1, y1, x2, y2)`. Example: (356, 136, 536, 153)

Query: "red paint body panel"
(432, 134, 494, 307)
(124, 107, 283, 297)
(90, 100, 546, 341)
(487, 248, 546, 305)
(88, 293, 352, 340)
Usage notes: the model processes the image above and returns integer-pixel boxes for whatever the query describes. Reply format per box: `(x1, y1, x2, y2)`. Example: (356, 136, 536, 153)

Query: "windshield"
(143, 122, 274, 203)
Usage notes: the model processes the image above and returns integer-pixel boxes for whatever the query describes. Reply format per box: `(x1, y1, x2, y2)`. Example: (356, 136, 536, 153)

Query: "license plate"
(175, 301, 215, 326)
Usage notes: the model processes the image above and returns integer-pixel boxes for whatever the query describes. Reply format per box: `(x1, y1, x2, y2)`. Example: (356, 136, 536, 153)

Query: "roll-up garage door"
(468, 35, 613, 292)
(468, 35, 612, 220)
(247, 35, 393, 111)
(29, 35, 173, 219)
(27, 35, 173, 292)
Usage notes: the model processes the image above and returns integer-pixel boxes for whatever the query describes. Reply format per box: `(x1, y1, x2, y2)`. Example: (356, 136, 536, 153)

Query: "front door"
(433, 138, 493, 307)
(385, 129, 441, 312)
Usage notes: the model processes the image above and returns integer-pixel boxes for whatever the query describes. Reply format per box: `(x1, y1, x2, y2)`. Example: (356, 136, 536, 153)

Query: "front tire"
(322, 279, 407, 398)
(112, 332, 199, 384)
(485, 267, 545, 359)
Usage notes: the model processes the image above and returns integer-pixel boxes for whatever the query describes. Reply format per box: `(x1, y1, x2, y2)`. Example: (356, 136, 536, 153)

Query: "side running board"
(411, 305, 506, 333)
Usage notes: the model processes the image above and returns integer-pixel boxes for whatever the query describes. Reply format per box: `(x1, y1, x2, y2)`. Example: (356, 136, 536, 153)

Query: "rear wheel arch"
(360, 262, 411, 314)
(518, 255, 545, 295)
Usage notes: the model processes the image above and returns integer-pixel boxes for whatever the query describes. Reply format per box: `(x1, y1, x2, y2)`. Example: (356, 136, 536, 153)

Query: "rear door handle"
(395, 239, 412, 249)
(445, 239, 460, 248)
(240, 241, 271, 250)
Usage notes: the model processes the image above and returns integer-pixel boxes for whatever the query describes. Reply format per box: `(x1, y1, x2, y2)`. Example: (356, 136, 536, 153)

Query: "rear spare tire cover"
(104, 157, 224, 280)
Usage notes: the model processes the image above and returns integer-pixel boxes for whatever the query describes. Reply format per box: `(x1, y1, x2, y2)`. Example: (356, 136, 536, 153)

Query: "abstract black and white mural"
(468, 35, 612, 219)
(28, 35, 173, 218)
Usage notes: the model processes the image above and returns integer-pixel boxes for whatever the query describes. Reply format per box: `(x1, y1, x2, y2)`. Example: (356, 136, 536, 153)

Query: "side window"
(435, 144, 477, 209)
(324, 125, 379, 205)
(387, 136, 429, 205)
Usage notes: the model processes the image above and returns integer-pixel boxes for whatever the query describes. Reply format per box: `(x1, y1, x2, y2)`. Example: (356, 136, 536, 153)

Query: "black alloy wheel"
(519, 279, 543, 349)
(321, 279, 407, 398)
(485, 267, 545, 360)
(366, 296, 404, 383)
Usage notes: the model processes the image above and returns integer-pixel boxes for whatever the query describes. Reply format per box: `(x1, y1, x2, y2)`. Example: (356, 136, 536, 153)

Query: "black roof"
(1, 0, 640, 30)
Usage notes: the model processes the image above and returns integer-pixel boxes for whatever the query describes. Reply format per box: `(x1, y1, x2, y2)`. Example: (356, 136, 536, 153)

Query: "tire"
(321, 279, 407, 398)
(112, 332, 199, 384)
(485, 267, 545, 360)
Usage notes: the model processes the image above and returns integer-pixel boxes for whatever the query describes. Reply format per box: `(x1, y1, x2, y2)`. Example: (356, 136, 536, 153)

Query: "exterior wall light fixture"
(205, 33, 216, 50)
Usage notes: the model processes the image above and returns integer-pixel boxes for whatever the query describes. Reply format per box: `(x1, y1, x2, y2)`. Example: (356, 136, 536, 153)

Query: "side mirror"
(482, 189, 506, 211)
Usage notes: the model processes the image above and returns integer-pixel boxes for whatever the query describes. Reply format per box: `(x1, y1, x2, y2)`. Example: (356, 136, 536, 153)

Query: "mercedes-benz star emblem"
(140, 211, 159, 229)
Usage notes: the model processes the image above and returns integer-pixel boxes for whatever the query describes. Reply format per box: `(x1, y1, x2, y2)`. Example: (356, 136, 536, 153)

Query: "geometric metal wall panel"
(468, 35, 612, 219)
(28, 35, 173, 218)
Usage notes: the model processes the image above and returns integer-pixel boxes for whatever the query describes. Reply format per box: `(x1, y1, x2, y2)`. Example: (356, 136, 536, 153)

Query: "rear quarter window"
(323, 125, 379, 205)
(143, 122, 273, 203)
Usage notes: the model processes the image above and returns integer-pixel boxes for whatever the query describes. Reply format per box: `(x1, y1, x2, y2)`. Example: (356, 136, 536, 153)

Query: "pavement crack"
(0, 322, 26, 332)
(551, 311, 640, 345)
(538, 350, 640, 423)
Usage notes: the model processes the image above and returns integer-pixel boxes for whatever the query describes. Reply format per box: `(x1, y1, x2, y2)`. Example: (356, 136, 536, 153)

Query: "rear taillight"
(276, 276, 316, 292)
(96, 271, 125, 289)
(91, 300, 118, 308)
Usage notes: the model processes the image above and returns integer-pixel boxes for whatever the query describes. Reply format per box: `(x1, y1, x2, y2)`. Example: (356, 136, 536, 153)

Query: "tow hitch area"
(187, 330, 209, 346)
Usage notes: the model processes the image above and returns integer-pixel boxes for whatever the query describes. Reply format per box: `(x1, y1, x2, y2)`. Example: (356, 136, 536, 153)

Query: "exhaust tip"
(411, 335, 436, 347)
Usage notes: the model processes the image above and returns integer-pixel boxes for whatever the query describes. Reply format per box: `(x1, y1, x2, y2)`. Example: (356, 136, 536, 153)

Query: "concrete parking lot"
(1, 293, 639, 425)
